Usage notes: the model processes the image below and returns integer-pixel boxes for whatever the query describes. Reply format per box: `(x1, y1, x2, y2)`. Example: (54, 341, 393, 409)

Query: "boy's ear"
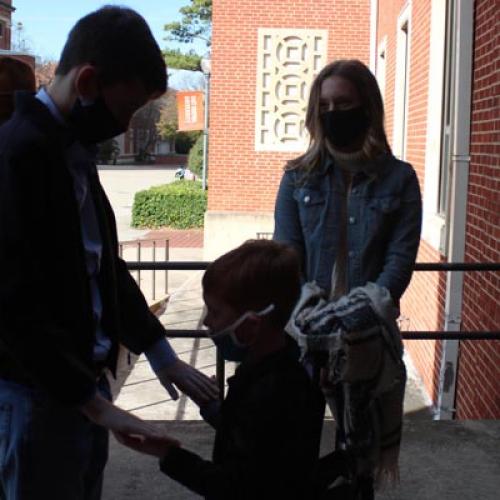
(74, 65, 99, 101)
(236, 314, 262, 344)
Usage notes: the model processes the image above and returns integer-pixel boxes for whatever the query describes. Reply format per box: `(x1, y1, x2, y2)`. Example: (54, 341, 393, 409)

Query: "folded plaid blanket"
(287, 282, 406, 489)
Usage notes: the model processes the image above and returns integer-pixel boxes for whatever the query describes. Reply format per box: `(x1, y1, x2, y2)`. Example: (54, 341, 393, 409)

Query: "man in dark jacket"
(118, 240, 325, 499)
(0, 7, 216, 499)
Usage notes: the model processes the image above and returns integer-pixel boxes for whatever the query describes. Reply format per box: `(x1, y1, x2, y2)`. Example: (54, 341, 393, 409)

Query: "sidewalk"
(112, 268, 223, 421)
(103, 419, 500, 499)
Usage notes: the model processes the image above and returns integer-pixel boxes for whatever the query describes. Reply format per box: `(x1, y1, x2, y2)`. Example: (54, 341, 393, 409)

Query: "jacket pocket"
(293, 188, 328, 234)
(365, 196, 401, 237)
(369, 196, 401, 214)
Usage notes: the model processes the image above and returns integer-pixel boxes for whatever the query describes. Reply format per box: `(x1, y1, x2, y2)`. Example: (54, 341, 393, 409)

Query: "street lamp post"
(201, 55, 211, 191)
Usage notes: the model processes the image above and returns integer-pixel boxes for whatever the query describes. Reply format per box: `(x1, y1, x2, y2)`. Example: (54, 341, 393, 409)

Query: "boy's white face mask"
(206, 304, 275, 362)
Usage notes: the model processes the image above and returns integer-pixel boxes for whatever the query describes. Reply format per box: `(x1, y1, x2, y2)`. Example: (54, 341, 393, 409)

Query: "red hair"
(203, 239, 301, 329)
(0, 57, 36, 122)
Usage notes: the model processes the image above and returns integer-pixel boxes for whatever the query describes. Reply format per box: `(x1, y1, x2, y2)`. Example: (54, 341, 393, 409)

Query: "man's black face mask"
(320, 106, 370, 149)
(68, 96, 126, 145)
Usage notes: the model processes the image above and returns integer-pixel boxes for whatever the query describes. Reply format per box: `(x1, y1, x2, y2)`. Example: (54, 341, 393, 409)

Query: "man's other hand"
(156, 359, 219, 404)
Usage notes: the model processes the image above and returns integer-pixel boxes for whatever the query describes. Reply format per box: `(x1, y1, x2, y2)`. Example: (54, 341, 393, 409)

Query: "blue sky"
(12, 0, 207, 60)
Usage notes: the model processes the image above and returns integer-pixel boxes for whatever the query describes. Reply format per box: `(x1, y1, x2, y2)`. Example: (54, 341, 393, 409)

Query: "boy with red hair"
(119, 239, 325, 500)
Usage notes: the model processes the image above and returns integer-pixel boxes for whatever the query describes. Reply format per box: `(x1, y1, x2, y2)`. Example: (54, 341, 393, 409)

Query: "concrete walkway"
(111, 247, 237, 421)
(103, 419, 500, 499)
(98, 165, 177, 241)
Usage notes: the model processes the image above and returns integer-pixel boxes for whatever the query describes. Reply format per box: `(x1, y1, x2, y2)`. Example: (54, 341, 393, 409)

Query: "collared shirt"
(35, 89, 176, 370)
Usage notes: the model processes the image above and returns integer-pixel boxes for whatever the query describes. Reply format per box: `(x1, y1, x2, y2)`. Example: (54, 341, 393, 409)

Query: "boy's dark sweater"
(160, 340, 325, 499)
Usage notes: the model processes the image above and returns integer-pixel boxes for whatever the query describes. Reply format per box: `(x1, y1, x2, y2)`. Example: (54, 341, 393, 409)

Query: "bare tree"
(130, 99, 162, 162)
(157, 89, 178, 141)
(35, 59, 57, 89)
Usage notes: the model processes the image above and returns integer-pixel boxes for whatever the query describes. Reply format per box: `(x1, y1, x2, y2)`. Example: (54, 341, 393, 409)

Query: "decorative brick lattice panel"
(255, 29, 327, 152)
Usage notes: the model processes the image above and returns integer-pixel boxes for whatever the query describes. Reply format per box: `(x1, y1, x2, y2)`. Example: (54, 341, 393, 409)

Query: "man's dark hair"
(56, 6, 167, 94)
(203, 240, 302, 330)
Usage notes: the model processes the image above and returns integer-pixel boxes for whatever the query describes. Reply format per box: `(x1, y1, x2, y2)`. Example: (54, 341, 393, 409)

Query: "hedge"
(187, 133, 204, 177)
(132, 180, 207, 229)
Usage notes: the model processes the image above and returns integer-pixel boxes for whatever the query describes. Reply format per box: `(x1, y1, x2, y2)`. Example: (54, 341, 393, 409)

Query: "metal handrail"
(126, 260, 499, 396)
(127, 261, 500, 272)
(163, 329, 500, 340)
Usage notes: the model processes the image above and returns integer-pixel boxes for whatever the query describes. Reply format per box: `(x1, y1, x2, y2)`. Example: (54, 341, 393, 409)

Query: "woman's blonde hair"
(287, 59, 391, 173)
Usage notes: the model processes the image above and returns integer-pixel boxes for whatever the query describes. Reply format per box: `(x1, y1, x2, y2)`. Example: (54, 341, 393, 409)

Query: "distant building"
(0, 0, 35, 69)
(116, 69, 204, 165)
(0, 0, 14, 50)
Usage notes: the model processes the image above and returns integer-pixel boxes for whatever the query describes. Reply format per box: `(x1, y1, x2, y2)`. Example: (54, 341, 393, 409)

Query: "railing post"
(137, 241, 142, 285)
(216, 348, 225, 400)
(152, 240, 156, 301)
(165, 239, 169, 295)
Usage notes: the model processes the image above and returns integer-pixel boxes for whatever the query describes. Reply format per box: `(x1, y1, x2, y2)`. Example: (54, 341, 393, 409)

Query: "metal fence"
(120, 239, 170, 301)
(126, 260, 500, 396)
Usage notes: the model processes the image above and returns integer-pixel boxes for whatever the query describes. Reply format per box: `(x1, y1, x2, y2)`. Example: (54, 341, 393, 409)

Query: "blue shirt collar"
(35, 87, 66, 126)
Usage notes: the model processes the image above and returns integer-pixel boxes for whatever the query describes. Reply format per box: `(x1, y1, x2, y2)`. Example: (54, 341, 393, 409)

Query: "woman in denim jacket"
(274, 59, 422, 307)
(274, 59, 422, 500)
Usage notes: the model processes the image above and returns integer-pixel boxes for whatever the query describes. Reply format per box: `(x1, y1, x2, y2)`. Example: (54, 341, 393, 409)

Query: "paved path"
(144, 229, 204, 248)
(98, 165, 177, 242)
(103, 420, 500, 499)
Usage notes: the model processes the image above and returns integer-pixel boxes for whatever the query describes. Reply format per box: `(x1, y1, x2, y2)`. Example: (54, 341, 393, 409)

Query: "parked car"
(175, 167, 197, 181)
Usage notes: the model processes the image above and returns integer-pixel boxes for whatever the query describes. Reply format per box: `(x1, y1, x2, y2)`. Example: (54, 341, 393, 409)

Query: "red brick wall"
(208, 0, 371, 212)
(455, 0, 500, 419)
(155, 154, 187, 166)
(376, 0, 445, 403)
(0, 1, 13, 51)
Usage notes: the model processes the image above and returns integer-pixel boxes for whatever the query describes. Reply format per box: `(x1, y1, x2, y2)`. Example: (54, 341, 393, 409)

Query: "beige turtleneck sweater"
(327, 146, 372, 300)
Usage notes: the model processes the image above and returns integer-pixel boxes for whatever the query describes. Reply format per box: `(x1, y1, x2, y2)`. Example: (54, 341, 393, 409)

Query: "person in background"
(273, 59, 422, 499)
(118, 239, 325, 500)
(0, 7, 217, 499)
(0, 56, 36, 124)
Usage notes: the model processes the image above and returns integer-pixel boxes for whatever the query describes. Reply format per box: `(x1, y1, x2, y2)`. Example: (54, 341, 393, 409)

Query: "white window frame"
(392, 3, 411, 161)
(421, 0, 448, 252)
(376, 37, 388, 103)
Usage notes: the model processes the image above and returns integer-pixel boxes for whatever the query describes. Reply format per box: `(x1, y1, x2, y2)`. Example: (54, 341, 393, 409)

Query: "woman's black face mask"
(68, 96, 127, 145)
(320, 106, 370, 149)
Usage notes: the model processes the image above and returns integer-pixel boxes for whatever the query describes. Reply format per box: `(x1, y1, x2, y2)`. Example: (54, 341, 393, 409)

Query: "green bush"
(132, 180, 207, 229)
(175, 130, 202, 154)
(187, 134, 204, 177)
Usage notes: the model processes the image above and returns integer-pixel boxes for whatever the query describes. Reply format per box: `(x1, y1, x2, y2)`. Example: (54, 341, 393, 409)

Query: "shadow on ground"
(104, 419, 500, 500)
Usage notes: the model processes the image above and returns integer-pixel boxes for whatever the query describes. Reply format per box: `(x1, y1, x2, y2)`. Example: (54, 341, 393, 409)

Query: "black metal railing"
(126, 260, 500, 396)
(120, 239, 170, 300)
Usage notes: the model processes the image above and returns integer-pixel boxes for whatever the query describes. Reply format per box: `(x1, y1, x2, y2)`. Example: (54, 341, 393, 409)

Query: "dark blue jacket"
(274, 154, 422, 303)
(0, 92, 165, 406)
(160, 341, 325, 499)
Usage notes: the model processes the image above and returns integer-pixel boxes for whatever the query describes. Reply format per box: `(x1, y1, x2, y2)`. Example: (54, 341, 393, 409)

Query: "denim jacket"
(273, 154, 422, 303)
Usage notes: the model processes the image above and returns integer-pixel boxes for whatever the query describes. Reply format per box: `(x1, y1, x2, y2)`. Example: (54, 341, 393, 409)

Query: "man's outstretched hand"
(114, 431, 180, 459)
(156, 359, 219, 405)
(80, 393, 173, 441)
